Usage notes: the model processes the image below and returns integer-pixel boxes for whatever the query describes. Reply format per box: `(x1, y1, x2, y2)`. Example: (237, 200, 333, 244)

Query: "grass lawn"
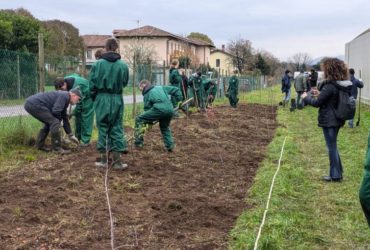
(230, 85, 370, 249)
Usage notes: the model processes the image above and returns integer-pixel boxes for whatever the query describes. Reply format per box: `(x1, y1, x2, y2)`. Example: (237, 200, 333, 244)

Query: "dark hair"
(95, 49, 104, 59)
(196, 71, 202, 77)
(139, 79, 151, 88)
(349, 68, 355, 75)
(285, 70, 290, 74)
(105, 38, 119, 52)
(54, 77, 65, 90)
(321, 58, 348, 81)
(171, 60, 179, 66)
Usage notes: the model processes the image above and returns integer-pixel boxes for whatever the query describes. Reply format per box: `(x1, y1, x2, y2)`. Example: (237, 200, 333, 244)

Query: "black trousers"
(24, 103, 61, 134)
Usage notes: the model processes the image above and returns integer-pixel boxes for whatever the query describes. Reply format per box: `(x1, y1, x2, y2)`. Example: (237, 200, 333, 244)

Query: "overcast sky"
(2, 0, 370, 61)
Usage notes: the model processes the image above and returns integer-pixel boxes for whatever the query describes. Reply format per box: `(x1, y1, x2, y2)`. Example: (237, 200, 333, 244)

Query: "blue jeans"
(283, 89, 291, 102)
(322, 127, 343, 179)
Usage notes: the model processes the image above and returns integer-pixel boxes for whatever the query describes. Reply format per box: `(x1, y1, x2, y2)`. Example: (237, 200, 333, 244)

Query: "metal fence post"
(38, 33, 45, 92)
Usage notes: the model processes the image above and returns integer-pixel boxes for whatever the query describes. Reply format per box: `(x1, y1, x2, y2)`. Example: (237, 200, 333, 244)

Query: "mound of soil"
(0, 104, 277, 249)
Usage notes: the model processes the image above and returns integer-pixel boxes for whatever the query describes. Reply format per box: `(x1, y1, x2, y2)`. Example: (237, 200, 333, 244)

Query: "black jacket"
(304, 80, 352, 127)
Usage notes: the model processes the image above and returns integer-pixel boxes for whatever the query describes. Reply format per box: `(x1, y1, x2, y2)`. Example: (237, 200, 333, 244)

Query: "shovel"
(356, 88, 361, 127)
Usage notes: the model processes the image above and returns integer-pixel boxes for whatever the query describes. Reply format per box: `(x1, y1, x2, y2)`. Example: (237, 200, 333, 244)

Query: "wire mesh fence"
(0, 48, 279, 150)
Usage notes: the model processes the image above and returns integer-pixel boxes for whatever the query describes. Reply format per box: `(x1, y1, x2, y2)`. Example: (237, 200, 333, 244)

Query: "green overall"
(134, 86, 174, 150)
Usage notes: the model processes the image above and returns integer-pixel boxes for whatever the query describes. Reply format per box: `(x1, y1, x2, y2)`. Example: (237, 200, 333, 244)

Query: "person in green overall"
(188, 72, 205, 110)
(89, 38, 129, 170)
(134, 80, 175, 152)
(203, 79, 217, 107)
(169, 60, 182, 89)
(359, 134, 370, 227)
(54, 74, 94, 147)
(162, 85, 183, 108)
(227, 70, 239, 108)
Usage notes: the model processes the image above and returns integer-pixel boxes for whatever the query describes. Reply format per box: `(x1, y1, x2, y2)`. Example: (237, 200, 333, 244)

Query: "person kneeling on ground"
(24, 89, 81, 154)
(134, 80, 175, 152)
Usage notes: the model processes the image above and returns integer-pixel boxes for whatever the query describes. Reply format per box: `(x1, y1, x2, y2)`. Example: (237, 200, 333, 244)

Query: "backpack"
(333, 87, 356, 120)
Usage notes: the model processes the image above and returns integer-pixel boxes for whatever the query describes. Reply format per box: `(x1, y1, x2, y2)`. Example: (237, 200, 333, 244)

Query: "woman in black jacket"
(302, 58, 352, 182)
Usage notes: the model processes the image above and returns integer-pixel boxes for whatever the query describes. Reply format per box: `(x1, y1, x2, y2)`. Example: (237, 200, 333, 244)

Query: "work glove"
(68, 134, 79, 144)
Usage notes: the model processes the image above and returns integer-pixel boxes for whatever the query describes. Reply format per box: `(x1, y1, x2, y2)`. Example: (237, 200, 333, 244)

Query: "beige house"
(113, 25, 215, 67)
(81, 35, 111, 67)
(210, 46, 235, 76)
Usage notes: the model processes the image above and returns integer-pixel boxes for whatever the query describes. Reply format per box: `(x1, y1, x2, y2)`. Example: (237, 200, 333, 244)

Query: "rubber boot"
(51, 131, 70, 154)
(112, 152, 128, 170)
(36, 129, 50, 152)
(95, 153, 108, 167)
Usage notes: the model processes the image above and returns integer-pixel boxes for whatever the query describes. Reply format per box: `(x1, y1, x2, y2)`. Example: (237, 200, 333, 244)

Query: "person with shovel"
(134, 80, 175, 152)
(348, 68, 364, 128)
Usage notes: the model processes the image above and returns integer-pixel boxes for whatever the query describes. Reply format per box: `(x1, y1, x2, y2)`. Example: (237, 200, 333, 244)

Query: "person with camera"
(301, 58, 352, 182)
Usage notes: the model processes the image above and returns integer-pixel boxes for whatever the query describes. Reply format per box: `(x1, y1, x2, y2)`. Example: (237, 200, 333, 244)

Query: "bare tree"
(289, 52, 312, 71)
(120, 38, 158, 117)
(121, 38, 158, 67)
(227, 38, 254, 73)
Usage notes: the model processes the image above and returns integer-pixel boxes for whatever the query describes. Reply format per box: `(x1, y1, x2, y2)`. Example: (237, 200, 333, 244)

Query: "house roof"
(211, 49, 234, 57)
(355, 28, 370, 39)
(114, 25, 215, 48)
(81, 35, 111, 47)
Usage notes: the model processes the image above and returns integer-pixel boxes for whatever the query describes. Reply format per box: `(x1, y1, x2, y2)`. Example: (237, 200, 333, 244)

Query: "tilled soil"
(0, 104, 277, 250)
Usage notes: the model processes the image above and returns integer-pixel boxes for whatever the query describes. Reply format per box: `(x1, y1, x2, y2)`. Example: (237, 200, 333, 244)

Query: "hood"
(335, 80, 352, 92)
(64, 77, 75, 91)
(101, 52, 121, 62)
(142, 85, 154, 95)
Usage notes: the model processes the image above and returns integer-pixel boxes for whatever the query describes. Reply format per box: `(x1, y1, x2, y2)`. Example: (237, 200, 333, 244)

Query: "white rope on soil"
(253, 136, 287, 250)
(101, 136, 115, 249)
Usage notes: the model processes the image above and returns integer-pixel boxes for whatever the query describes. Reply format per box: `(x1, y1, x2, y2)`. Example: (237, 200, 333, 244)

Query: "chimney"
(221, 44, 225, 51)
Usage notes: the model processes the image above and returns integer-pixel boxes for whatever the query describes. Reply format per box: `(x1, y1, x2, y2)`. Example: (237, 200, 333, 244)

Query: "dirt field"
(0, 104, 277, 249)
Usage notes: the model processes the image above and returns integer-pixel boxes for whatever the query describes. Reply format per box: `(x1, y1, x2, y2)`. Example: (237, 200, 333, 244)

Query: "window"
(86, 49, 92, 60)
(216, 59, 220, 67)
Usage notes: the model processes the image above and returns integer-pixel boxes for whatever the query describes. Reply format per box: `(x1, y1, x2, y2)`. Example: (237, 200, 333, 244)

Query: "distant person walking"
(294, 69, 308, 109)
(280, 70, 291, 106)
(308, 68, 318, 90)
(227, 70, 239, 108)
(348, 68, 364, 128)
(302, 58, 352, 182)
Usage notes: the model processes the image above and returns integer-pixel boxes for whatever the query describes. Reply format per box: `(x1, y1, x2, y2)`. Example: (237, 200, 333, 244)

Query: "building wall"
(195, 46, 211, 65)
(210, 51, 233, 76)
(117, 37, 168, 65)
(117, 37, 202, 66)
(85, 47, 104, 66)
(345, 31, 370, 103)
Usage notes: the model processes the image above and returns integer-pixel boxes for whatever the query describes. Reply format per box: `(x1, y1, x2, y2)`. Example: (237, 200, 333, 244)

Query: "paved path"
(0, 95, 143, 118)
